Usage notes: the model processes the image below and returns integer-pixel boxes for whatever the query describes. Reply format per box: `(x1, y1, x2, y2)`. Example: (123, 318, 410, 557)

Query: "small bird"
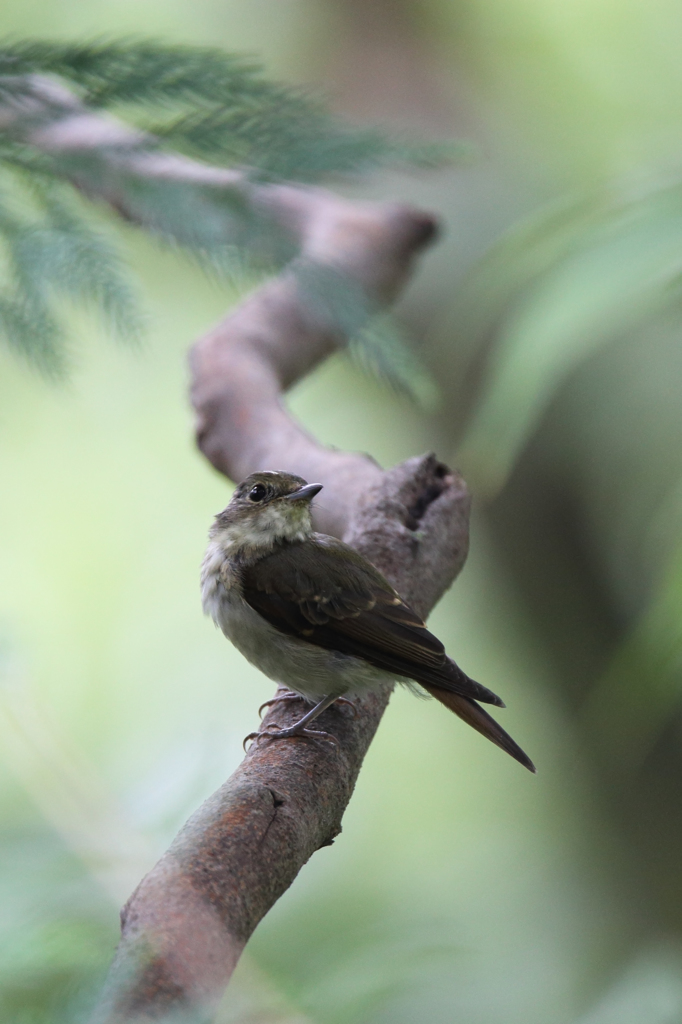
(201, 470, 535, 772)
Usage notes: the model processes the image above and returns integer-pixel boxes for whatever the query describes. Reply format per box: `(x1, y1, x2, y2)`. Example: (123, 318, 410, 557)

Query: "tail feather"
(411, 658, 505, 708)
(423, 684, 536, 773)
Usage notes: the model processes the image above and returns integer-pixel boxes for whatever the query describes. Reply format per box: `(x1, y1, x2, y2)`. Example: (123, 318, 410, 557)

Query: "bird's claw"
(243, 731, 260, 751)
(243, 724, 339, 750)
(258, 690, 305, 719)
(258, 692, 356, 720)
(245, 692, 354, 749)
(333, 696, 357, 717)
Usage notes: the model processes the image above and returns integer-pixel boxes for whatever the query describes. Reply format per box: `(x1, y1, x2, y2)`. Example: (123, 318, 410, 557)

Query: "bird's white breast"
(200, 541, 390, 701)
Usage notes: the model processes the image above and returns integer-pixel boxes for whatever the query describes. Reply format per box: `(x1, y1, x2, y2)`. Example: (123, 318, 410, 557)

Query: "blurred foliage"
(581, 534, 682, 771)
(573, 945, 682, 1024)
(0, 39, 451, 179)
(458, 179, 682, 494)
(0, 39, 451, 387)
(0, 168, 140, 374)
(3, 0, 682, 1023)
(296, 263, 440, 405)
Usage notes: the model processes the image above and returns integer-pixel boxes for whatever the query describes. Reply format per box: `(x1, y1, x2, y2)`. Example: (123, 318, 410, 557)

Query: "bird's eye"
(248, 483, 268, 502)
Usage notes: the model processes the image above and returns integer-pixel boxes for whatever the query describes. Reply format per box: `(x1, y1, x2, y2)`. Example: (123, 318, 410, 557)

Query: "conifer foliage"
(0, 39, 445, 380)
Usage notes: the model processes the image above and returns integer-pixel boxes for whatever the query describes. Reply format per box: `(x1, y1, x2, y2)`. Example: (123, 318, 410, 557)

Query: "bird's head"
(210, 471, 323, 555)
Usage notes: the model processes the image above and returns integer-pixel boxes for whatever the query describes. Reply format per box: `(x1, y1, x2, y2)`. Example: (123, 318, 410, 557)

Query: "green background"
(3, 1, 682, 1022)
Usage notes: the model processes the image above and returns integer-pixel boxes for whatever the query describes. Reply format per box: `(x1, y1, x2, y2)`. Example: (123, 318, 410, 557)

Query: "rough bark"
(12, 77, 470, 1022)
(94, 461, 469, 1024)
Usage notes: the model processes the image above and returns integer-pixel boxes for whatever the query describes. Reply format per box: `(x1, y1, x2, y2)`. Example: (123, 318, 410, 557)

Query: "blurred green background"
(3, 1, 682, 1022)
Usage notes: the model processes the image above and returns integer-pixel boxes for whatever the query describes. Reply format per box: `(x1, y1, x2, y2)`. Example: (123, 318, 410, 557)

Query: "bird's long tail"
(423, 684, 536, 773)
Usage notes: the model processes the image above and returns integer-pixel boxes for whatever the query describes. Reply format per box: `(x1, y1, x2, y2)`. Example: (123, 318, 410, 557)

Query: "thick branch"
(95, 459, 469, 1024)
(40, 82, 470, 1023)
(189, 190, 437, 538)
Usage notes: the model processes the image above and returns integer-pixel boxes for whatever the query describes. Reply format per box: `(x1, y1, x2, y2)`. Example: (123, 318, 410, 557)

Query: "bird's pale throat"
(212, 500, 314, 555)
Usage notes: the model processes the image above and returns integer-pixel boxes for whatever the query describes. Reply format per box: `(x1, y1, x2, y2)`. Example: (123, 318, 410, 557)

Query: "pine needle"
(0, 38, 455, 381)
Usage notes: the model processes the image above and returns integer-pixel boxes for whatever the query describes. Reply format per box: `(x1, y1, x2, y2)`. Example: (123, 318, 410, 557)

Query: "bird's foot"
(258, 690, 307, 719)
(332, 696, 357, 717)
(244, 692, 355, 750)
(258, 692, 356, 721)
(244, 723, 339, 750)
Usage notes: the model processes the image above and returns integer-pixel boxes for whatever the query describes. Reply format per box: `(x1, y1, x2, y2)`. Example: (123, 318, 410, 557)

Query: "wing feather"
(241, 536, 503, 707)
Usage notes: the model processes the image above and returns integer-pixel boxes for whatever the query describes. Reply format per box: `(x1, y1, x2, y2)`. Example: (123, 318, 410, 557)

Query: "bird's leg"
(329, 696, 357, 716)
(257, 691, 356, 724)
(258, 689, 308, 719)
(244, 692, 345, 749)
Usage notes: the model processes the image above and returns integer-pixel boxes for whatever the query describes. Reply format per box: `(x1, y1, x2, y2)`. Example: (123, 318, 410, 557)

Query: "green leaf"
(459, 185, 682, 494)
(0, 169, 140, 372)
(581, 527, 682, 772)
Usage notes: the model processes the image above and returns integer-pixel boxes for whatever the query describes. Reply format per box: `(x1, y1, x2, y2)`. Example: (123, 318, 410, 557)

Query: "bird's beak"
(285, 482, 323, 502)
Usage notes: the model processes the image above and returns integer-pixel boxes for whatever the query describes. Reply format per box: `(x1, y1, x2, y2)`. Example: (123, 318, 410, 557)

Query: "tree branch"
(0, 74, 436, 273)
(94, 455, 469, 1024)
(21, 81, 468, 1023)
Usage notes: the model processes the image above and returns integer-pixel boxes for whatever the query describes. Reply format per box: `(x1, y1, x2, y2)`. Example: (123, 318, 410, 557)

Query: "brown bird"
(201, 470, 535, 772)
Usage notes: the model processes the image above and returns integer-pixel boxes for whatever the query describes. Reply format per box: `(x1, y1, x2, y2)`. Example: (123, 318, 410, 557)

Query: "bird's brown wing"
(240, 535, 502, 706)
